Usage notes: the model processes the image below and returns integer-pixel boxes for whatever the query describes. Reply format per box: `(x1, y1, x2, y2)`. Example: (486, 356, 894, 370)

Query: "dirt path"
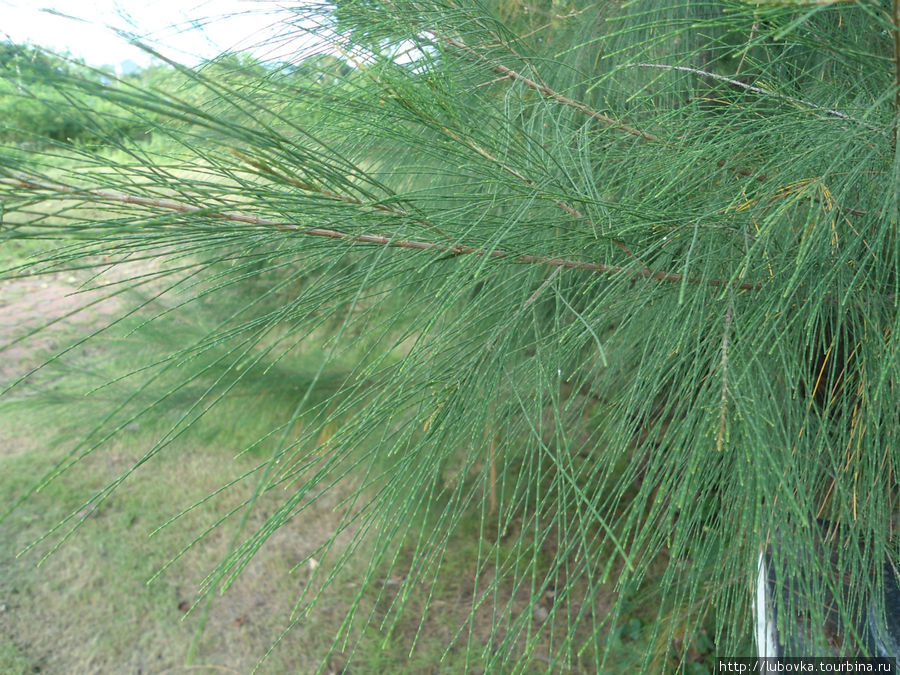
(1, 273, 86, 384)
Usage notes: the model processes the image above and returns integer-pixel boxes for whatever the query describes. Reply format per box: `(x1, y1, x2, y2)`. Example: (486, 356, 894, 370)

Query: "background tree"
(1, 0, 898, 670)
(0, 44, 148, 144)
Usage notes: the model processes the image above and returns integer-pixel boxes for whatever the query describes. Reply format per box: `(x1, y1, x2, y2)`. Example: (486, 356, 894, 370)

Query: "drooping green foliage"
(1, 0, 898, 670)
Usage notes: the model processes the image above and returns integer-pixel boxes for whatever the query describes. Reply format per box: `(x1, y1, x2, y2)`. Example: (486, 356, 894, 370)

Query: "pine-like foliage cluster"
(2, 0, 898, 670)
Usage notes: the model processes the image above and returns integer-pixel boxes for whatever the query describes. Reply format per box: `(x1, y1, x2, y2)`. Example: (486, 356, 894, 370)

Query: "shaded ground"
(0, 273, 96, 385)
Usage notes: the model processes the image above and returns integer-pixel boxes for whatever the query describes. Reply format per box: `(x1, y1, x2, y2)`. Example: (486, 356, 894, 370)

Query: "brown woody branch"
(1, 176, 762, 291)
(424, 30, 660, 142)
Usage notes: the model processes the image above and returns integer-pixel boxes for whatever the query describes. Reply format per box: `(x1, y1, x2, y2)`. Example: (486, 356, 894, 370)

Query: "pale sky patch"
(0, 1, 316, 68)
